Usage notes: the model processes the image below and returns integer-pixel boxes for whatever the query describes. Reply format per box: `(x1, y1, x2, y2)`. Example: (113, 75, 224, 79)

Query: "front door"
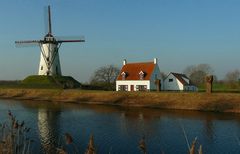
(131, 85, 134, 91)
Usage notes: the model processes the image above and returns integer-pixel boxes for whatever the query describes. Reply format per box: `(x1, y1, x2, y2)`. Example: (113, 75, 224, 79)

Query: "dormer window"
(139, 71, 145, 80)
(121, 72, 127, 80)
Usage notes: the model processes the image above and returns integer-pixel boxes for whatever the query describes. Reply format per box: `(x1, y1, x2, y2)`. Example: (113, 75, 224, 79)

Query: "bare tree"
(224, 70, 240, 88)
(90, 65, 120, 90)
(225, 70, 240, 82)
(183, 64, 214, 86)
(160, 72, 167, 79)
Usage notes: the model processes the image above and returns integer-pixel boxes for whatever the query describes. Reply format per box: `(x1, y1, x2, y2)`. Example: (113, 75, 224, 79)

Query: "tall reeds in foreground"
(56, 133, 78, 154)
(189, 137, 197, 154)
(56, 133, 96, 154)
(0, 110, 33, 154)
(179, 120, 203, 154)
(139, 136, 147, 154)
(85, 134, 96, 154)
(189, 137, 203, 154)
(56, 132, 203, 154)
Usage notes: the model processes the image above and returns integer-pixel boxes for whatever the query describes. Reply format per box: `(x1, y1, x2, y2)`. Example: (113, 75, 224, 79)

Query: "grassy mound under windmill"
(21, 75, 81, 89)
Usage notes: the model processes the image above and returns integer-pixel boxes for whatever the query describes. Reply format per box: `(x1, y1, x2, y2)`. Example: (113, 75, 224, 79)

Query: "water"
(0, 99, 240, 153)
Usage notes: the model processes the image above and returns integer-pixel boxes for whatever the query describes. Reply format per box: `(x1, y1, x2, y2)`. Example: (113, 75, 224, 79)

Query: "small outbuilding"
(116, 58, 162, 91)
(163, 72, 198, 91)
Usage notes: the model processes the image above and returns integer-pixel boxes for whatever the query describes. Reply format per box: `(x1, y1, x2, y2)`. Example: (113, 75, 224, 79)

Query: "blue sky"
(0, 0, 240, 82)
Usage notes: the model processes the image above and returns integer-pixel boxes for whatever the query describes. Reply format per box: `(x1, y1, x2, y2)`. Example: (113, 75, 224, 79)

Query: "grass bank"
(0, 88, 240, 113)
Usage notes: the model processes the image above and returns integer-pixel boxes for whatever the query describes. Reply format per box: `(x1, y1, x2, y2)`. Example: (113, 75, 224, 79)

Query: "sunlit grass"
(0, 88, 240, 113)
(198, 82, 240, 93)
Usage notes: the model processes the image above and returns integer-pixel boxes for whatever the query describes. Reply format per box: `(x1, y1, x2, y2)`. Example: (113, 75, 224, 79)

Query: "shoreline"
(0, 88, 240, 113)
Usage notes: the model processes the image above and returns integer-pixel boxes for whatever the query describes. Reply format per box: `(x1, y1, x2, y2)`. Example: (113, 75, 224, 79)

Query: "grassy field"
(0, 75, 81, 89)
(198, 82, 240, 93)
(0, 88, 240, 113)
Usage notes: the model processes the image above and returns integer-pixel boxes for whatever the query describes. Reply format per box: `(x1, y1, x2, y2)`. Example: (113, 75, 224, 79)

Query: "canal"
(0, 99, 240, 153)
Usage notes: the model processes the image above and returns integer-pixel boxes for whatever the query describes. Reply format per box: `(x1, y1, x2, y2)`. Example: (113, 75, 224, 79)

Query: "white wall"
(38, 43, 62, 76)
(116, 80, 150, 91)
(163, 73, 184, 91)
(116, 59, 162, 91)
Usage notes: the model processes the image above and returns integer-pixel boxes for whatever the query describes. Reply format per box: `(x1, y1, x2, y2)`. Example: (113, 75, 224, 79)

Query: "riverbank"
(0, 88, 240, 113)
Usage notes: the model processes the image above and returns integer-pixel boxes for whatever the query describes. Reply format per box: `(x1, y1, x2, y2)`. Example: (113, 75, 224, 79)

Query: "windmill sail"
(48, 5, 52, 35)
(15, 40, 42, 44)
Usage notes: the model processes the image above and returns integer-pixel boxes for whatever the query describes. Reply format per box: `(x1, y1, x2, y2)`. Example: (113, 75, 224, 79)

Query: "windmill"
(15, 6, 85, 76)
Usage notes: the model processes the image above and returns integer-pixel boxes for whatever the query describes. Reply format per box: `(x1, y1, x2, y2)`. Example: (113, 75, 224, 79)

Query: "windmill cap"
(45, 33, 54, 38)
(44, 33, 56, 42)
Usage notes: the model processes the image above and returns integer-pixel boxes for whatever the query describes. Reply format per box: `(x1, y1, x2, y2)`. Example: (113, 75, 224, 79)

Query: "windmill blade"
(55, 36, 85, 43)
(15, 40, 42, 48)
(58, 40, 85, 43)
(15, 40, 42, 44)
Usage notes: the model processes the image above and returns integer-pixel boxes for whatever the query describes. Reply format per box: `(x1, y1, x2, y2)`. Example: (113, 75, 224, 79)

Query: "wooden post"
(205, 75, 213, 93)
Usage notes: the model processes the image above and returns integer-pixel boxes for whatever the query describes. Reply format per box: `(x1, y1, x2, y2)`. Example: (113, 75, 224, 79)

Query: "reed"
(189, 137, 197, 154)
(189, 138, 203, 154)
(85, 134, 96, 154)
(0, 110, 33, 154)
(139, 136, 147, 154)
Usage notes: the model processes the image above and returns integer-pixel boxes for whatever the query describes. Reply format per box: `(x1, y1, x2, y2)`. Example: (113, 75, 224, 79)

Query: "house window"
(139, 71, 145, 80)
(118, 85, 128, 91)
(122, 74, 126, 80)
(41, 66, 43, 70)
(121, 72, 127, 80)
(136, 85, 147, 91)
(169, 79, 173, 82)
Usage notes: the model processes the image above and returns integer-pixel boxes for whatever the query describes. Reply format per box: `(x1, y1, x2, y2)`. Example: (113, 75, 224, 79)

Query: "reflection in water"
(204, 116, 214, 142)
(38, 108, 60, 153)
(0, 99, 240, 153)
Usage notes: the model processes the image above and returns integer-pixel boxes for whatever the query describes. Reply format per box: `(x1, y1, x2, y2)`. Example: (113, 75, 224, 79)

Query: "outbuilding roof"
(170, 72, 190, 85)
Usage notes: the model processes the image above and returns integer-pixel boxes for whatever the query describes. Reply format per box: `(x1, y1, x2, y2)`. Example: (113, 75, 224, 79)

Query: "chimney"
(123, 59, 127, 65)
(154, 58, 158, 64)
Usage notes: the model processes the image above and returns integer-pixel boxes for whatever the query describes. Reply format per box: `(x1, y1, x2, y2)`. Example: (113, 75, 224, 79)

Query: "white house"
(116, 58, 162, 91)
(163, 72, 198, 91)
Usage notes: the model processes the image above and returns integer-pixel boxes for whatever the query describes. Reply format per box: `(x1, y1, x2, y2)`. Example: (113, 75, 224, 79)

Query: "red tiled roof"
(117, 62, 156, 80)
